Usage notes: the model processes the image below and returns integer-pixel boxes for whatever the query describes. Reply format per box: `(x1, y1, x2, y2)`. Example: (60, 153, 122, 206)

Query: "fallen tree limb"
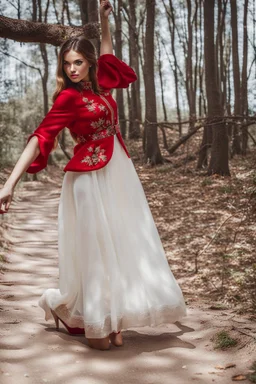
(166, 119, 256, 155)
(156, 115, 256, 126)
(167, 124, 203, 154)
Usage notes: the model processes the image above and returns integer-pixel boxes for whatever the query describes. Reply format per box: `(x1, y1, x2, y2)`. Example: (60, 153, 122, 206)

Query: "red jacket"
(26, 54, 137, 174)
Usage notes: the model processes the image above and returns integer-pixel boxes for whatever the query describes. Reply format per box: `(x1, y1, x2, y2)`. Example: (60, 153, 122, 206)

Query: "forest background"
(0, 0, 256, 324)
(0, 1, 256, 382)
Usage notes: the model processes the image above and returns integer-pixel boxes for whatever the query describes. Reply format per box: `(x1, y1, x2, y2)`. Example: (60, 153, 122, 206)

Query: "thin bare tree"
(230, 0, 242, 155)
(241, 0, 249, 154)
(144, 0, 163, 165)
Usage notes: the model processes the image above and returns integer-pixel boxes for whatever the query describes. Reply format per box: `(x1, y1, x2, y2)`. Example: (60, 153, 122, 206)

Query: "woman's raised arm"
(99, 0, 113, 56)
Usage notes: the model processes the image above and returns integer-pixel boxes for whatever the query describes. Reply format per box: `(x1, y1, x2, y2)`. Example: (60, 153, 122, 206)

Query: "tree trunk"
(79, 0, 88, 24)
(39, 43, 49, 116)
(185, 0, 196, 129)
(114, 0, 126, 138)
(230, 0, 241, 155)
(241, 0, 249, 155)
(156, 33, 167, 121)
(197, 0, 212, 169)
(165, 0, 182, 135)
(128, 0, 141, 139)
(217, 0, 228, 110)
(198, 0, 206, 118)
(88, 0, 98, 22)
(205, 0, 230, 176)
(144, 0, 163, 165)
(87, 0, 100, 55)
(197, 125, 212, 168)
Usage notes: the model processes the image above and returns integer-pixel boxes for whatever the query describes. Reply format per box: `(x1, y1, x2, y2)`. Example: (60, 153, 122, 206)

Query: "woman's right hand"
(0, 184, 14, 213)
(100, 0, 113, 18)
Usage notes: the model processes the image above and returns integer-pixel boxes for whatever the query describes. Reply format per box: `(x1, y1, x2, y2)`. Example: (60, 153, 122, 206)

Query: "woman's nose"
(70, 64, 75, 72)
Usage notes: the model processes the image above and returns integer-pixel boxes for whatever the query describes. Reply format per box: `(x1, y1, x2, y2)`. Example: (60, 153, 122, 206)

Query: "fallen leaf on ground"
(215, 364, 237, 370)
(232, 374, 247, 381)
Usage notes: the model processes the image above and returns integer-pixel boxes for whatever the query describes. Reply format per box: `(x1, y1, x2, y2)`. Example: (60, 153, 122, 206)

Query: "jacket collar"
(81, 81, 92, 90)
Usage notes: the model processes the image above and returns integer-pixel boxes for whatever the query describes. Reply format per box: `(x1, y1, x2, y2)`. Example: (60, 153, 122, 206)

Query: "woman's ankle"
(87, 336, 110, 350)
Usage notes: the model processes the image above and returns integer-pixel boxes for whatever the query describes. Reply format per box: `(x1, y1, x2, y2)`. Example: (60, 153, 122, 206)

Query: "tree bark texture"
(156, 33, 167, 122)
(114, 0, 126, 138)
(230, 0, 242, 154)
(185, 0, 197, 129)
(144, 0, 163, 165)
(0, 15, 99, 46)
(204, 0, 230, 176)
(164, 0, 182, 135)
(87, 0, 100, 55)
(128, 0, 141, 139)
(39, 43, 49, 116)
(241, 0, 249, 154)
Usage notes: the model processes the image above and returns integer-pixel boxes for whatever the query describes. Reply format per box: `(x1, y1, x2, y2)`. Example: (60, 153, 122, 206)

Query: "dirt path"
(0, 178, 255, 384)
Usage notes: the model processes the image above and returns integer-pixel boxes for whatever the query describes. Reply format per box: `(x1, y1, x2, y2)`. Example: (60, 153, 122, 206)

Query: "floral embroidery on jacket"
(90, 125, 117, 141)
(81, 146, 107, 166)
(98, 104, 109, 114)
(77, 124, 119, 144)
(90, 118, 106, 130)
(82, 97, 98, 113)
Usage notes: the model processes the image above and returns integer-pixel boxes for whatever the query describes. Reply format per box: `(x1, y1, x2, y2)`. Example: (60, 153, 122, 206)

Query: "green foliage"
(248, 361, 256, 383)
(0, 83, 43, 167)
(201, 178, 213, 187)
(213, 330, 238, 349)
(156, 165, 173, 173)
(218, 185, 234, 194)
(0, 253, 7, 273)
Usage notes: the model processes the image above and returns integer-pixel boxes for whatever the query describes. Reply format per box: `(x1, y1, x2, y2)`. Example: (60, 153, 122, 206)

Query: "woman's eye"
(75, 61, 83, 65)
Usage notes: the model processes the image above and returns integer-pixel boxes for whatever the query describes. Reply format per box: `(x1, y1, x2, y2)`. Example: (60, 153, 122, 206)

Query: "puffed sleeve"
(97, 54, 137, 90)
(26, 89, 76, 174)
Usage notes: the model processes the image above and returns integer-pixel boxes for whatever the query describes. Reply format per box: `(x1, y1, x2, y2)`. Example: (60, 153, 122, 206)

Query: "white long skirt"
(39, 135, 187, 338)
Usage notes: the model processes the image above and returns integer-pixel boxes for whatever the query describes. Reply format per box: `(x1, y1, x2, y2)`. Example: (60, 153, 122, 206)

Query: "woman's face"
(63, 50, 91, 83)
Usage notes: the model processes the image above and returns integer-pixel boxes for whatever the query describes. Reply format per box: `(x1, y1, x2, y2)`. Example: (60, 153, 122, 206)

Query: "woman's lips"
(71, 74, 79, 78)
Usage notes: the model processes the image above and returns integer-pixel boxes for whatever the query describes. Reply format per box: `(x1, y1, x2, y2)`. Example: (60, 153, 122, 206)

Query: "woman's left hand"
(100, 0, 113, 18)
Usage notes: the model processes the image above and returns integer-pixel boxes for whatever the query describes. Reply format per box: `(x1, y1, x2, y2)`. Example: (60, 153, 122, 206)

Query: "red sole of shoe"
(59, 319, 84, 335)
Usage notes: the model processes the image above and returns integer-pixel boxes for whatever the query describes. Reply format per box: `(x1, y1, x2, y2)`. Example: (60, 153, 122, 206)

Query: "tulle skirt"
(39, 135, 187, 338)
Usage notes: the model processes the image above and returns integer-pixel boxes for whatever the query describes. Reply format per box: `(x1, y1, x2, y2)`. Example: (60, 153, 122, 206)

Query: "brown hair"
(52, 36, 101, 149)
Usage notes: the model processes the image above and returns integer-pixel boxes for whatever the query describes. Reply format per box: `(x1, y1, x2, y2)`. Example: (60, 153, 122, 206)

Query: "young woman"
(0, 1, 186, 350)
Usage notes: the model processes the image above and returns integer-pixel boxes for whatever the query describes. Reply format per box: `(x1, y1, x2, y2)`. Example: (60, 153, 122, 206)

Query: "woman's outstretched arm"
(99, 0, 113, 55)
(0, 136, 40, 212)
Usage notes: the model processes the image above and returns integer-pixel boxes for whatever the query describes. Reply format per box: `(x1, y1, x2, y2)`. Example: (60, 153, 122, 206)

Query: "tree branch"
(0, 49, 42, 77)
(5, 0, 18, 11)
(167, 124, 203, 154)
(0, 15, 100, 46)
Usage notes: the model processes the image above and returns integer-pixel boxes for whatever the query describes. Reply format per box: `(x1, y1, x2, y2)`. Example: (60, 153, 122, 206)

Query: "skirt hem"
(39, 294, 187, 338)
